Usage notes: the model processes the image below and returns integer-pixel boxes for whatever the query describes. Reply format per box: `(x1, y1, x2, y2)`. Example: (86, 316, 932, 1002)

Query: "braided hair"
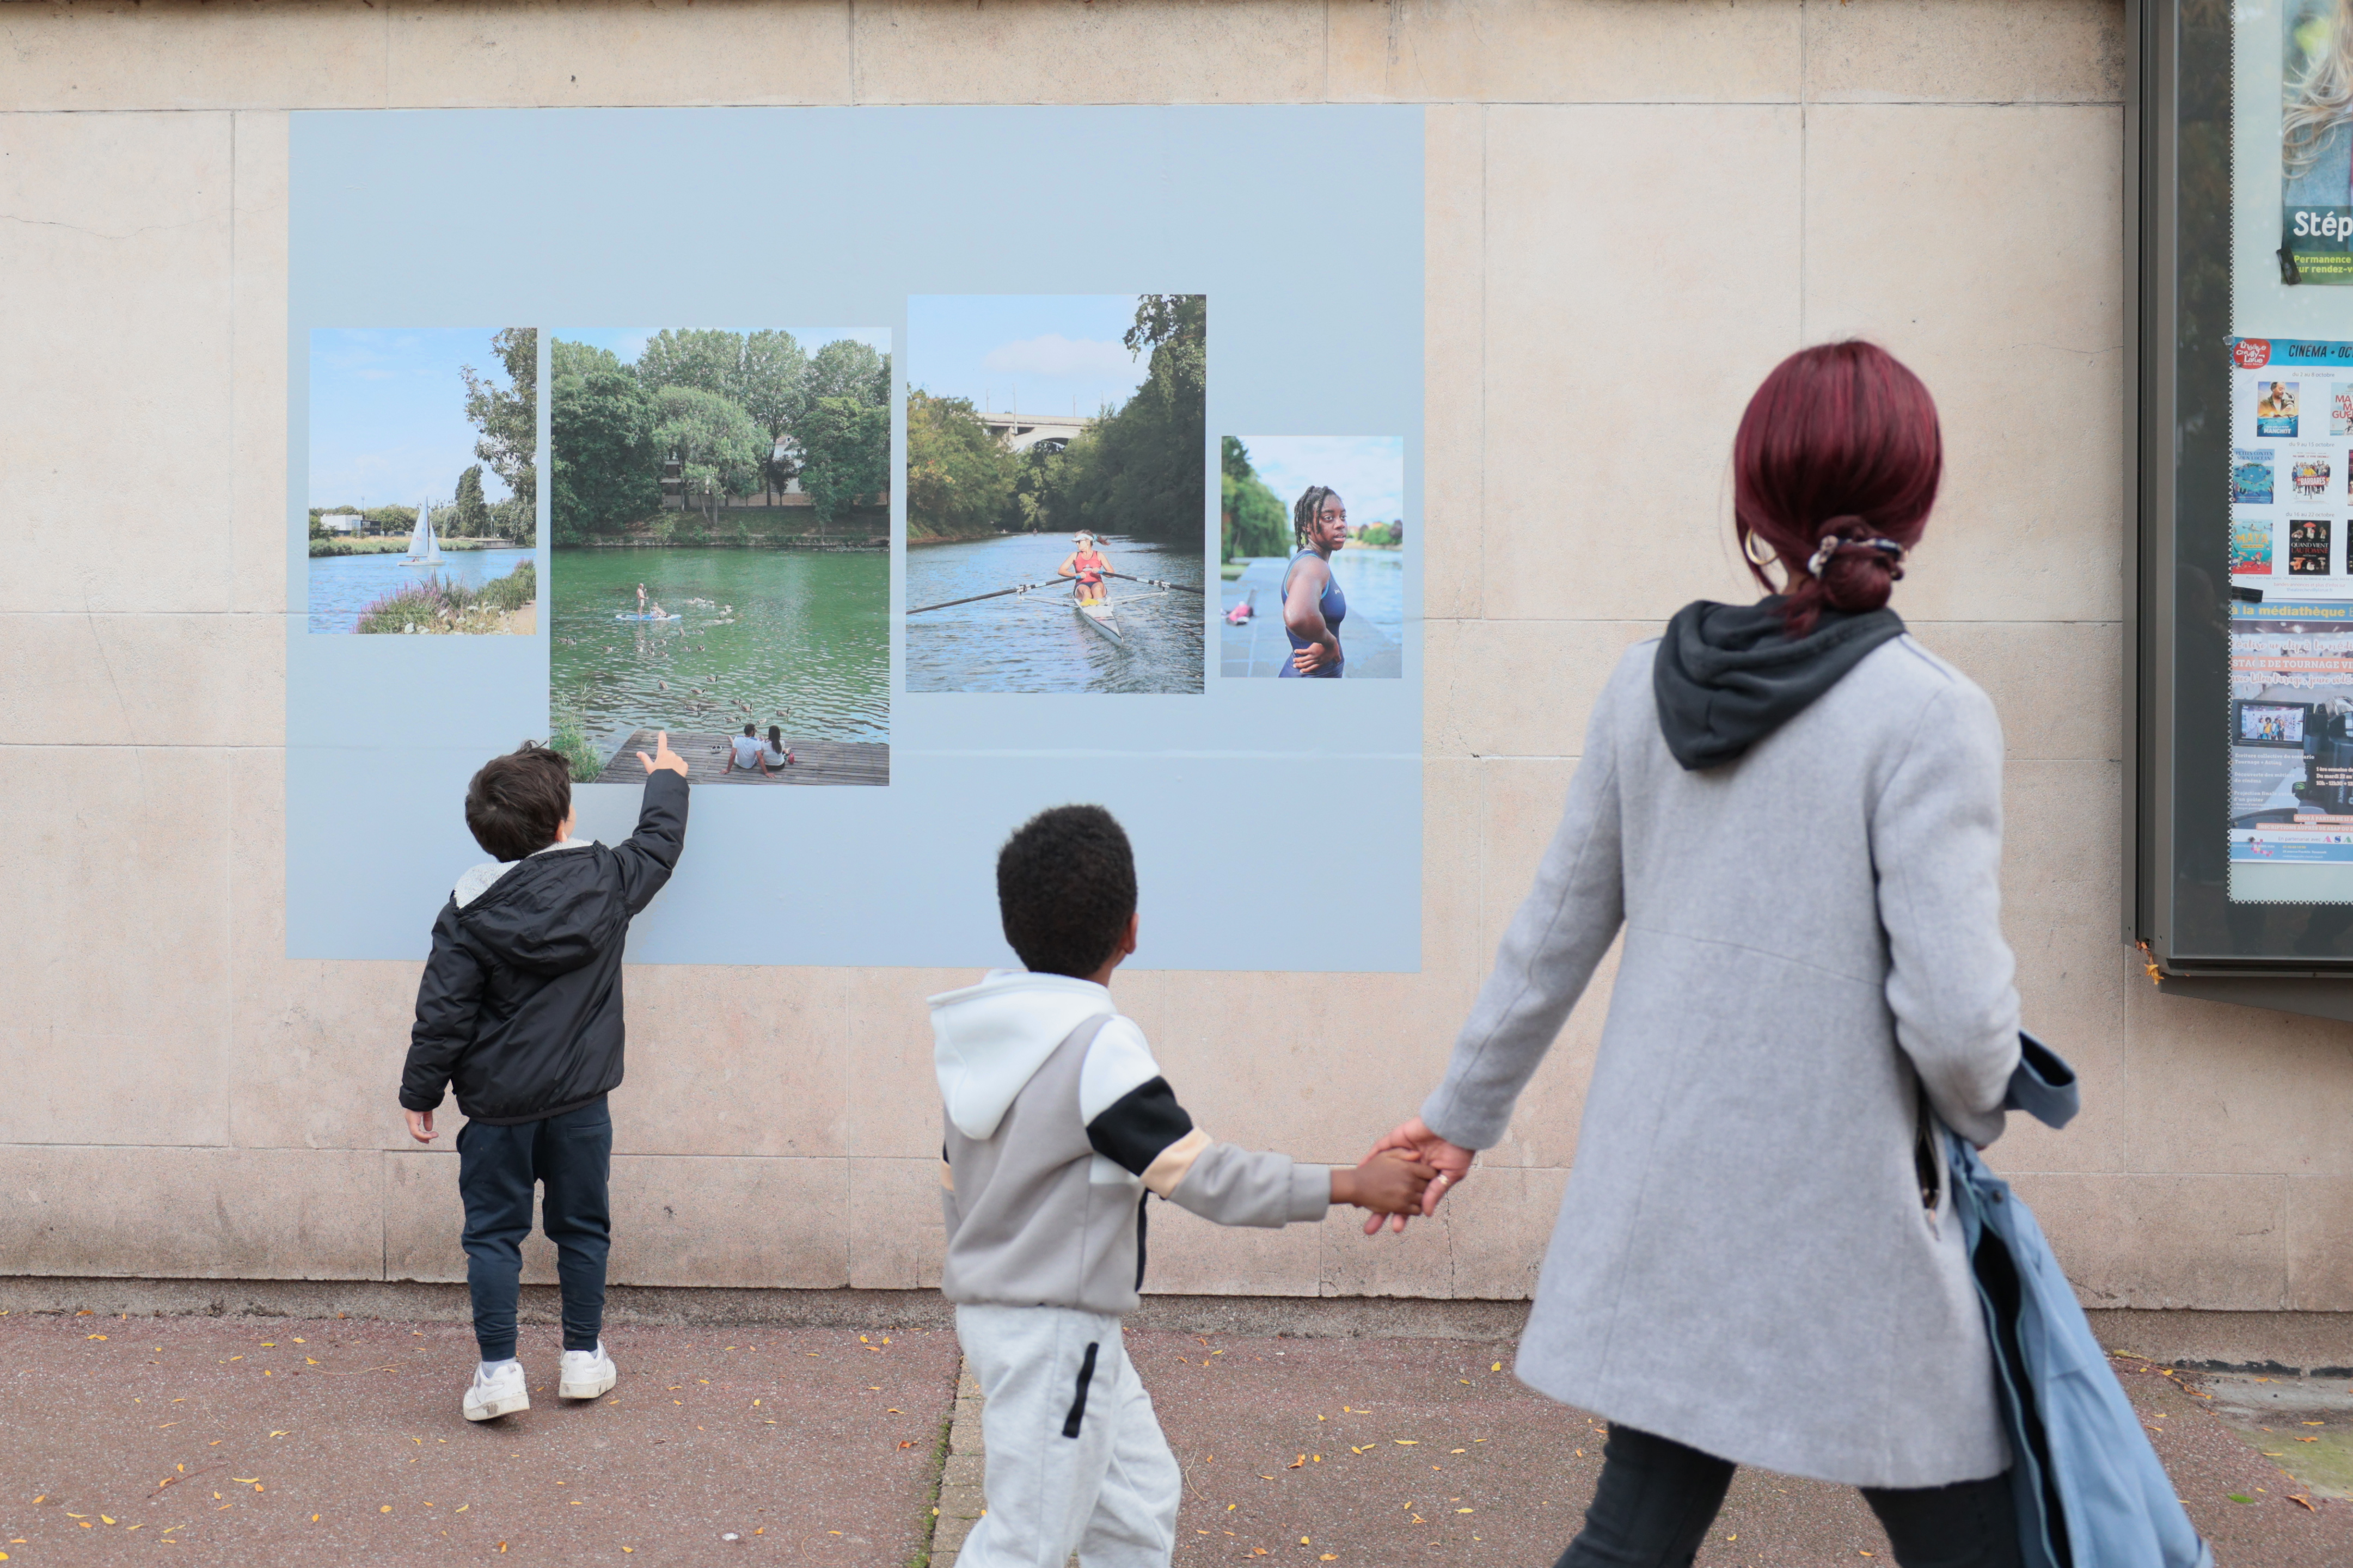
(1293, 485, 1340, 548)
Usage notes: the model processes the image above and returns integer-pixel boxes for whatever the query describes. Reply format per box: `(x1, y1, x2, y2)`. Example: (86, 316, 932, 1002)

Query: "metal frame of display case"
(2129, 0, 2353, 1018)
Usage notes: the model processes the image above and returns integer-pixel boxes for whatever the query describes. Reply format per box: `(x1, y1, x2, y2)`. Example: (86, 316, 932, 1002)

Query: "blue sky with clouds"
(1236, 435, 1406, 525)
(309, 328, 518, 509)
(909, 296, 1150, 418)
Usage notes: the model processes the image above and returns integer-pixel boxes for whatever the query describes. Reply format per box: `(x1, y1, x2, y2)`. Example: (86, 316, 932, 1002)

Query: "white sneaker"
(559, 1342, 616, 1400)
(462, 1359, 529, 1422)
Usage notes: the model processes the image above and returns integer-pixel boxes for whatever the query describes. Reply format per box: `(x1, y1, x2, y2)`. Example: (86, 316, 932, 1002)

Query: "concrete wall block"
(0, 745, 232, 1052)
(2288, 1177, 2353, 1312)
(1424, 101, 1485, 623)
(1319, 1188, 1459, 1297)
(1805, 0, 2125, 106)
(1908, 620, 2123, 764)
(1482, 104, 1800, 623)
(0, 612, 282, 749)
(1143, 1201, 1321, 1298)
(1803, 103, 2125, 624)
(851, 0, 1322, 104)
(0, 2, 391, 112)
(848, 1158, 946, 1290)
(1326, 0, 1803, 104)
(232, 109, 293, 618)
(0, 1144, 383, 1279)
(1441, 1161, 1565, 1299)
(614, 966, 852, 1159)
(2009, 1172, 2289, 1311)
(2121, 962, 2353, 1177)
(1427, 622, 1658, 760)
(386, 1, 854, 108)
(605, 1154, 849, 1289)
(0, 111, 236, 614)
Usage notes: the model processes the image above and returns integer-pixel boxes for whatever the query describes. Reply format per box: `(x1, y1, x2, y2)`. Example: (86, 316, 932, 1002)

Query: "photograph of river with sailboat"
(546, 328, 892, 786)
(903, 294, 1206, 694)
(305, 328, 538, 634)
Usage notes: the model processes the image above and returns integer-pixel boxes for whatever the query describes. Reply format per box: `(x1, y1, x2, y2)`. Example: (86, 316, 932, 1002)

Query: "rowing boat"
(1074, 597, 1122, 644)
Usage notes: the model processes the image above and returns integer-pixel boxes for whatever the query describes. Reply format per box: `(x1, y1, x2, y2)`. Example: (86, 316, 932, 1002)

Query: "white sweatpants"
(954, 1303, 1182, 1568)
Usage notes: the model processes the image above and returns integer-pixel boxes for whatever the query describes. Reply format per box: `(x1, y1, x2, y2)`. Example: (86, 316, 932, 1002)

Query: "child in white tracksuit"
(933, 805, 1433, 1568)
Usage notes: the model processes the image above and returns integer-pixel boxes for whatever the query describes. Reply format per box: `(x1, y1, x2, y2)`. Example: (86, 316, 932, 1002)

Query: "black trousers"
(1554, 1424, 2021, 1568)
(456, 1098, 612, 1361)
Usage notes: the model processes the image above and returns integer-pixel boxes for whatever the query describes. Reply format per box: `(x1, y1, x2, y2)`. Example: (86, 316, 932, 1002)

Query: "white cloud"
(980, 333, 1135, 378)
(1240, 436, 1407, 523)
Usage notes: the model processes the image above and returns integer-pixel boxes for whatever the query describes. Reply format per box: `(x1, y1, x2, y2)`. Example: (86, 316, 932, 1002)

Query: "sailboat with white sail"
(403, 501, 445, 567)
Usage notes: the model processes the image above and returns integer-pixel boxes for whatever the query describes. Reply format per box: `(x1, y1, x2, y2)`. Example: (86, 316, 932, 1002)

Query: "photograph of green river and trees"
(547, 328, 892, 787)
(903, 294, 1206, 694)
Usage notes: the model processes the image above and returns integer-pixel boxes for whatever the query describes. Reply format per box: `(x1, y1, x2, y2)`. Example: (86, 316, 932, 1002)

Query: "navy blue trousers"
(456, 1098, 612, 1361)
(1554, 1424, 2020, 1568)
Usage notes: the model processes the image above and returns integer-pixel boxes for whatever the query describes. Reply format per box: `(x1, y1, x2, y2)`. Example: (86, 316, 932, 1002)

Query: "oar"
(1104, 571, 1205, 595)
(905, 579, 1058, 616)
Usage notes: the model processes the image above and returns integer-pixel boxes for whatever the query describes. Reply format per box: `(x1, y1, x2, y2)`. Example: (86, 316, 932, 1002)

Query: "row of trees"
(905, 295, 1205, 545)
(309, 460, 531, 542)
(550, 329, 891, 541)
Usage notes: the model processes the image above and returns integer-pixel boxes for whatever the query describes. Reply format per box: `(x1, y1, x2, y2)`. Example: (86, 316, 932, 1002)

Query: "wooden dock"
(593, 729, 889, 788)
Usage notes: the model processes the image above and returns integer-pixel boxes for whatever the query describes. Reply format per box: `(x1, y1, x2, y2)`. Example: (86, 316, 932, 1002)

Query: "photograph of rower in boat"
(306, 328, 539, 635)
(545, 327, 892, 786)
(1220, 436, 1405, 678)
(903, 294, 1207, 693)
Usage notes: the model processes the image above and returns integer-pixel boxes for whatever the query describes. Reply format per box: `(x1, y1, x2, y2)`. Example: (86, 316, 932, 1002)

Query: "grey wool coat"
(1421, 634, 2021, 1489)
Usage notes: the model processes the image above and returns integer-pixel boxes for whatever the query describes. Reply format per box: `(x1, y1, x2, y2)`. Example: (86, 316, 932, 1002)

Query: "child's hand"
(638, 730, 688, 777)
(405, 1109, 437, 1144)
(1330, 1149, 1436, 1216)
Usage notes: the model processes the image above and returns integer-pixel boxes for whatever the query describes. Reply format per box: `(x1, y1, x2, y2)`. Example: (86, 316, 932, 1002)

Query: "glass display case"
(2135, 0, 2353, 1013)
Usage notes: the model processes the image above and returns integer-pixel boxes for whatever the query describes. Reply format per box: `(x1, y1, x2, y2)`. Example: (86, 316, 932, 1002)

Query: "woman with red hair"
(1368, 343, 2026, 1566)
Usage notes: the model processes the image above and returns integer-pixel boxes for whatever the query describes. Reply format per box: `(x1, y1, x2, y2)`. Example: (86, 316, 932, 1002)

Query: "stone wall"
(6, 0, 2343, 1318)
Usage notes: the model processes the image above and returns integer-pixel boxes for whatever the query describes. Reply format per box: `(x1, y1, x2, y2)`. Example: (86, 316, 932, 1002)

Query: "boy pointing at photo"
(400, 732, 689, 1422)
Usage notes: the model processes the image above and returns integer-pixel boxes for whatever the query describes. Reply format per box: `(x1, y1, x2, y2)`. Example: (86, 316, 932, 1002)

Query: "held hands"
(1332, 1148, 1439, 1215)
(404, 1109, 437, 1145)
(639, 730, 688, 777)
(1360, 1117, 1475, 1235)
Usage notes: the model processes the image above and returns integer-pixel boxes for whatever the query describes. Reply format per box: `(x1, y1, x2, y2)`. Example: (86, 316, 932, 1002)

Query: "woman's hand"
(1359, 1117, 1474, 1235)
(1291, 638, 1341, 674)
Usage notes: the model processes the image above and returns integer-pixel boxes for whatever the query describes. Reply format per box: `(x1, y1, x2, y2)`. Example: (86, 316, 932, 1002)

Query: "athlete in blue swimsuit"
(1280, 484, 1350, 678)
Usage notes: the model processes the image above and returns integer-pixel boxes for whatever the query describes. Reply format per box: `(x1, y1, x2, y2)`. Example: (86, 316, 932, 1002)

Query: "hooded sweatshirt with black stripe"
(932, 970, 1331, 1316)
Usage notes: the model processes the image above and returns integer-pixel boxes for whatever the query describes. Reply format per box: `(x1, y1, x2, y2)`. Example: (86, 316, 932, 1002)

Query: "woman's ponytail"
(1730, 342, 1941, 636)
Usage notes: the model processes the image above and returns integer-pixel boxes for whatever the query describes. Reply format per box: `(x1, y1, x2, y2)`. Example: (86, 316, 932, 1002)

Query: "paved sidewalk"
(8, 1310, 2352, 1566)
(0, 1311, 957, 1565)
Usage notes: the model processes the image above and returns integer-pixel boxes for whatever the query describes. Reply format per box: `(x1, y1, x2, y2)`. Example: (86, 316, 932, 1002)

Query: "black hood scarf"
(1652, 598, 1906, 771)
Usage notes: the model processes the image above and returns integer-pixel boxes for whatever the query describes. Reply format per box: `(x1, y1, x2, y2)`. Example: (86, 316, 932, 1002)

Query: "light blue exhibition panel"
(286, 107, 1424, 971)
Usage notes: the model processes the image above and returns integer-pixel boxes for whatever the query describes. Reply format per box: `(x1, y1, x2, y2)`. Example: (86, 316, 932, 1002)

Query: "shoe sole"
(559, 1369, 616, 1400)
(463, 1391, 530, 1422)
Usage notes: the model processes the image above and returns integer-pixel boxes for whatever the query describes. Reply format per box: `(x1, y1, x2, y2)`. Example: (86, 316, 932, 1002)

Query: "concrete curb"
(930, 1363, 986, 1567)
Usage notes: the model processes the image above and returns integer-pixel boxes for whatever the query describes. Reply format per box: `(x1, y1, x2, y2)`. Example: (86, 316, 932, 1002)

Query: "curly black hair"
(1292, 485, 1340, 548)
(996, 804, 1137, 978)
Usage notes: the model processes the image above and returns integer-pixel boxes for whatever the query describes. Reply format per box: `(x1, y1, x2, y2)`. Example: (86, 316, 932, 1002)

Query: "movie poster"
(2227, 337, 2353, 899)
(2283, 0, 2353, 284)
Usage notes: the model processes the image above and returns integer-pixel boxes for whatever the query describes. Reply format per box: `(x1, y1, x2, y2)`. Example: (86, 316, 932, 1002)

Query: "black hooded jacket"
(400, 770, 688, 1124)
(1652, 598, 1907, 771)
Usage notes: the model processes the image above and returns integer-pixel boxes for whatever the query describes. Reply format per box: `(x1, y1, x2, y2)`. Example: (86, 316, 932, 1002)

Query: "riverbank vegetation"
(551, 330, 891, 543)
(354, 560, 537, 634)
(906, 294, 1205, 546)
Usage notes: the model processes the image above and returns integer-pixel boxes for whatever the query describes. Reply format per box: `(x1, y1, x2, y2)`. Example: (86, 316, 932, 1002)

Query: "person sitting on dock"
(724, 724, 764, 777)
(1057, 531, 1111, 607)
(761, 724, 796, 774)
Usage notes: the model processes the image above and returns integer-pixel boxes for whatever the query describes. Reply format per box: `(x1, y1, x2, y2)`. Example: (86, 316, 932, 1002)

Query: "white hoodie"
(929, 970, 1331, 1316)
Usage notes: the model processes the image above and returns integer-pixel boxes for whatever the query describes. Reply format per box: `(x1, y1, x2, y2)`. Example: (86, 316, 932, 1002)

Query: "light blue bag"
(1948, 1034, 2214, 1568)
